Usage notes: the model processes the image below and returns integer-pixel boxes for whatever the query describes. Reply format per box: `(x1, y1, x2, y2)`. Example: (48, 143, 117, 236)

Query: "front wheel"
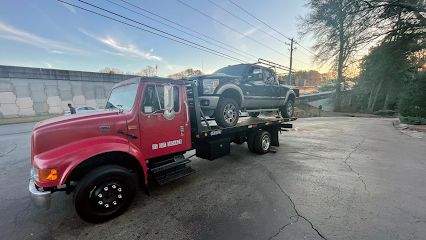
(280, 99, 294, 118)
(215, 98, 240, 127)
(73, 165, 137, 223)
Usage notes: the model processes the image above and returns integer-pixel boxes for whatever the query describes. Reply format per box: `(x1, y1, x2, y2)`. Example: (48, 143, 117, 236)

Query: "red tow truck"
(29, 77, 295, 222)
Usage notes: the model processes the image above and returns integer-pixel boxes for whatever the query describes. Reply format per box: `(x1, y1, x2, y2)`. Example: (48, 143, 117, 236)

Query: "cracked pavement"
(0, 117, 426, 239)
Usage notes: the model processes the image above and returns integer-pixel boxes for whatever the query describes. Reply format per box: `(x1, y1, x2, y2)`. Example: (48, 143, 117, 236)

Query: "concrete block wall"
(0, 65, 137, 118)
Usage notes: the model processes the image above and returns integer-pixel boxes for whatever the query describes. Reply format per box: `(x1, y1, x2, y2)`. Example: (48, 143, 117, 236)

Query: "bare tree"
(134, 65, 158, 77)
(99, 67, 123, 74)
(300, 0, 376, 111)
(168, 68, 203, 79)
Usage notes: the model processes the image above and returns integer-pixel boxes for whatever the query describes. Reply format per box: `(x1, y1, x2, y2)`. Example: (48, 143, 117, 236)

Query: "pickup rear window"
(106, 83, 138, 111)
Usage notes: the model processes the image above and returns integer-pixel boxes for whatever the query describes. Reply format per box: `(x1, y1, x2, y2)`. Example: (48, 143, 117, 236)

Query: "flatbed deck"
(194, 116, 296, 139)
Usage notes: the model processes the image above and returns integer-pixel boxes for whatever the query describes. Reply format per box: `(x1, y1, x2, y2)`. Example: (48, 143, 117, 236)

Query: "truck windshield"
(106, 83, 138, 111)
(214, 65, 247, 76)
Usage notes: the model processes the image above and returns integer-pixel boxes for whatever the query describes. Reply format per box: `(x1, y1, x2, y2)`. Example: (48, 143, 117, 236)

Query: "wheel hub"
(92, 182, 124, 210)
(223, 104, 237, 123)
(261, 135, 271, 151)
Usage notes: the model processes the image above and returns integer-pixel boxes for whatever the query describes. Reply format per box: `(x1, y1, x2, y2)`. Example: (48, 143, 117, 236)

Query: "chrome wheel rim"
(223, 103, 237, 124)
(261, 134, 271, 151)
(287, 101, 293, 116)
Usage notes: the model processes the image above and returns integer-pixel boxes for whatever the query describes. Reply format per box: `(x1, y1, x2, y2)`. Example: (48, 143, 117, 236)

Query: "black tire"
(249, 112, 260, 117)
(253, 131, 272, 154)
(280, 98, 294, 118)
(247, 131, 257, 153)
(215, 98, 240, 127)
(73, 165, 137, 223)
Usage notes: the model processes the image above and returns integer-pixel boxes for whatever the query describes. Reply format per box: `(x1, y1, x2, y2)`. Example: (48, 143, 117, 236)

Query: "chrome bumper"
(29, 179, 51, 209)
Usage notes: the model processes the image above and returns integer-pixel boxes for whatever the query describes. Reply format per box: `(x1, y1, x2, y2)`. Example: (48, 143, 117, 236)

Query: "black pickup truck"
(192, 63, 299, 127)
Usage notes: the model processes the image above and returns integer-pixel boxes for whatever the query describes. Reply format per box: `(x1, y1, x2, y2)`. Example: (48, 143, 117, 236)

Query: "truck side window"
(142, 85, 163, 113)
(264, 69, 277, 85)
(142, 85, 179, 113)
(249, 68, 263, 82)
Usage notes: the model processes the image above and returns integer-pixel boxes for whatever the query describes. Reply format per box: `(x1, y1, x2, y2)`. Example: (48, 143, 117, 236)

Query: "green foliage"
(354, 35, 424, 114)
(399, 116, 426, 125)
(399, 72, 426, 118)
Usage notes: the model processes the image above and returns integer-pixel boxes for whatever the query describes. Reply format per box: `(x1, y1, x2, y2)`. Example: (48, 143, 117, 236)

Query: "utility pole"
(288, 38, 294, 85)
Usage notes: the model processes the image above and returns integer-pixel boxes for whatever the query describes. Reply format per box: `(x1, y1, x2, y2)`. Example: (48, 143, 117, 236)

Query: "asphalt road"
(0, 117, 425, 240)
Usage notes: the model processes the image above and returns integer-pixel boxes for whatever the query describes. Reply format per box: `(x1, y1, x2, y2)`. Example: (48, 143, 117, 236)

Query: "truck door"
(139, 83, 191, 159)
(242, 67, 269, 108)
(263, 68, 283, 108)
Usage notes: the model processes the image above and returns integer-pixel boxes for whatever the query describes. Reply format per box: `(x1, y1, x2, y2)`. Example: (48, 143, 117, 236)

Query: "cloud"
(44, 62, 53, 68)
(80, 29, 162, 61)
(238, 27, 260, 39)
(61, 3, 76, 14)
(0, 21, 83, 54)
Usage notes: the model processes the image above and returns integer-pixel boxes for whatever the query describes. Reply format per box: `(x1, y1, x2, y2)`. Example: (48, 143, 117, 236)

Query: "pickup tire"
(280, 98, 294, 118)
(249, 112, 260, 117)
(73, 165, 137, 223)
(215, 98, 240, 127)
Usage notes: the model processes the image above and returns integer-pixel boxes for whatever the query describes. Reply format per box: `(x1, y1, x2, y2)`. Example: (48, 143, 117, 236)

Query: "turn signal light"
(38, 169, 58, 182)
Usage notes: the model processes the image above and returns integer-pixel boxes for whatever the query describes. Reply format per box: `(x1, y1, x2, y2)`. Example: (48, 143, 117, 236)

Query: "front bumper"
(199, 95, 220, 110)
(29, 179, 51, 209)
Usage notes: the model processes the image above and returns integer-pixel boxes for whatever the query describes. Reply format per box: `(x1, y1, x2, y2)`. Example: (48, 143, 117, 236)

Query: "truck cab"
(29, 77, 294, 223)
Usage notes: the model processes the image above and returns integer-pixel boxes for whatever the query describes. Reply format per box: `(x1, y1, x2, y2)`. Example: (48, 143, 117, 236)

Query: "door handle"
(117, 130, 138, 139)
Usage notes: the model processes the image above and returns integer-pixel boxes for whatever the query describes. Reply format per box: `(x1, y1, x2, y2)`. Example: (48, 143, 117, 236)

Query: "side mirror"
(163, 85, 175, 120)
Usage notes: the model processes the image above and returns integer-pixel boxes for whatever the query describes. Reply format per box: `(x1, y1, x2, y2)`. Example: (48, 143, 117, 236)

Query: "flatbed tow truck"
(29, 77, 295, 222)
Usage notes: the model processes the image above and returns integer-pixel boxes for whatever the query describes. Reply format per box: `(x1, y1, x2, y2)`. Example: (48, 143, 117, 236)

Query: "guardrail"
(297, 91, 334, 102)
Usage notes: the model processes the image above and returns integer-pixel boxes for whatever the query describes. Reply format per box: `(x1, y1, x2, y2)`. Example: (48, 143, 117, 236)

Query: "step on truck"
(29, 77, 295, 222)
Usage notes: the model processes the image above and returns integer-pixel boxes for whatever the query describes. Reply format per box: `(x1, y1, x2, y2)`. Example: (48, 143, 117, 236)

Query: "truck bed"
(194, 116, 296, 139)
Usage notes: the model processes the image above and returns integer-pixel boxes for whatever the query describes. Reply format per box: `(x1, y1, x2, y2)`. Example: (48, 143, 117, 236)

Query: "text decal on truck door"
(152, 139, 183, 150)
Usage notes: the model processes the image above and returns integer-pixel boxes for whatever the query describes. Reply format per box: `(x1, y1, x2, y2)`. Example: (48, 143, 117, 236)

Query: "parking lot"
(0, 117, 425, 240)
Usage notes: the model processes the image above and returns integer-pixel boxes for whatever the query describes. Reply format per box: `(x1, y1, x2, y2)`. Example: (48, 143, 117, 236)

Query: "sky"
(0, 0, 323, 76)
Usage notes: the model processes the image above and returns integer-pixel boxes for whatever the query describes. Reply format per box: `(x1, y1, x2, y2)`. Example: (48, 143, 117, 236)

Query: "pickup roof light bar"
(256, 58, 290, 72)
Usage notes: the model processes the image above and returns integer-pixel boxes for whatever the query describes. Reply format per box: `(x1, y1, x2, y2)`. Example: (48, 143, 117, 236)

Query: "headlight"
(203, 79, 220, 94)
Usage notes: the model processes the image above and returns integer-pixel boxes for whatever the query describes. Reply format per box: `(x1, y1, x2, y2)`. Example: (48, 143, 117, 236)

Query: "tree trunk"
(367, 85, 375, 111)
(383, 86, 391, 110)
(334, 8, 345, 112)
(371, 79, 384, 112)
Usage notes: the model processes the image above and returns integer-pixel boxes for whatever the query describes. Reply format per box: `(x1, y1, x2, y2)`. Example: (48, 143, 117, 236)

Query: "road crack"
(343, 139, 368, 192)
(259, 164, 328, 240)
(0, 143, 17, 157)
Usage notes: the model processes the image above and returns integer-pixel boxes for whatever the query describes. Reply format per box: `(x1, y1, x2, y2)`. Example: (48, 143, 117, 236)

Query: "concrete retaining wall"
(0, 65, 137, 118)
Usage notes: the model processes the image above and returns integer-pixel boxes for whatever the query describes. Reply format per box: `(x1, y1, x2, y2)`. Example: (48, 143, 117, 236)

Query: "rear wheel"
(254, 131, 272, 154)
(73, 165, 137, 223)
(280, 99, 294, 118)
(215, 98, 240, 127)
(248, 112, 260, 117)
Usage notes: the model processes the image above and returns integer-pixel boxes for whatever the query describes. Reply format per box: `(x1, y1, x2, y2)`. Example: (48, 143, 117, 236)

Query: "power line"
(206, 0, 288, 45)
(57, 0, 247, 64)
(105, 0, 256, 62)
(74, 0, 249, 64)
(175, 0, 290, 58)
(113, 0, 260, 61)
(228, 0, 316, 57)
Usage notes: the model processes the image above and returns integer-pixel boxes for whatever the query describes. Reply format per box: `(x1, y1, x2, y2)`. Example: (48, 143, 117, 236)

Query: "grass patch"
(399, 116, 426, 125)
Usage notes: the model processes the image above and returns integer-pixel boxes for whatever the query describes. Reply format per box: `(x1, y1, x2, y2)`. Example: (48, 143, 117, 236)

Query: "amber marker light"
(38, 168, 58, 182)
